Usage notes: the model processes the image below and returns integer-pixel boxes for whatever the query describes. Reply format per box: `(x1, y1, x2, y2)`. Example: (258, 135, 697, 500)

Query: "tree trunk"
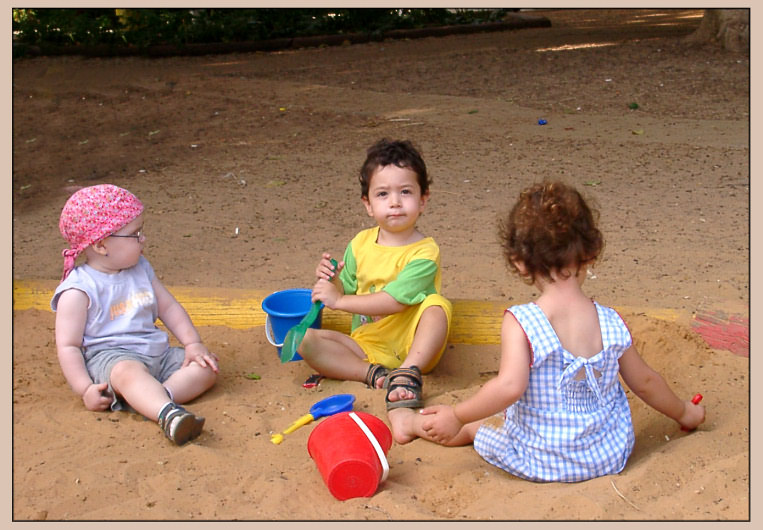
(685, 9, 749, 53)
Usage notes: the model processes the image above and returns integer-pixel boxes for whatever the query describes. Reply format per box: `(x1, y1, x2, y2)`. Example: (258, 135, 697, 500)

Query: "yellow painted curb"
(12, 279, 685, 345)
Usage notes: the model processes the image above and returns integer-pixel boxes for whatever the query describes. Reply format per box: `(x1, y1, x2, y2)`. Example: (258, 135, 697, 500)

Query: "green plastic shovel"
(279, 259, 337, 363)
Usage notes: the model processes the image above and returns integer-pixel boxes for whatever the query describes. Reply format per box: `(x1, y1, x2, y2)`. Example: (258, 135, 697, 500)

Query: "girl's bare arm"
(618, 344, 705, 429)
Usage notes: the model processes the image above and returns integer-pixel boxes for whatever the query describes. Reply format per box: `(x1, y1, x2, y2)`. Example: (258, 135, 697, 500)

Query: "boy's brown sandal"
(384, 365, 424, 410)
(365, 363, 389, 389)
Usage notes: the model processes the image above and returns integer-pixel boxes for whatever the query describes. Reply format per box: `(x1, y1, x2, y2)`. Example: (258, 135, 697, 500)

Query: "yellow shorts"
(350, 293, 452, 373)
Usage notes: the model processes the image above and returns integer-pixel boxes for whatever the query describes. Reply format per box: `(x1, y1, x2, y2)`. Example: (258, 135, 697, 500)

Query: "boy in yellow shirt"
(300, 138, 452, 410)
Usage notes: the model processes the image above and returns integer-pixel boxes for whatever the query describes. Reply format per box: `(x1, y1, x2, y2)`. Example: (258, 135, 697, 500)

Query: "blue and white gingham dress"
(473, 301, 635, 482)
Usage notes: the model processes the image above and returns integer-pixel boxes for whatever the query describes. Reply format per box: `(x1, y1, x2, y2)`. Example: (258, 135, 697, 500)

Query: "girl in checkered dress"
(389, 181, 705, 482)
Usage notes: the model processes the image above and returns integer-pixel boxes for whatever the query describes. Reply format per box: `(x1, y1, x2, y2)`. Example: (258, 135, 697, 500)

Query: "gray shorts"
(85, 347, 185, 411)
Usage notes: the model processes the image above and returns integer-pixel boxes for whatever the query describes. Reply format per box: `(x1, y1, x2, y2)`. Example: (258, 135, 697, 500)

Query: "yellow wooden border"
(13, 279, 684, 345)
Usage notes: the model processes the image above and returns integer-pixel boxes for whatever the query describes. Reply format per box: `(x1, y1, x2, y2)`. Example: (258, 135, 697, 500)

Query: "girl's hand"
(82, 382, 113, 411)
(183, 342, 219, 373)
(420, 405, 463, 444)
(315, 253, 342, 282)
(678, 398, 706, 431)
(311, 277, 342, 309)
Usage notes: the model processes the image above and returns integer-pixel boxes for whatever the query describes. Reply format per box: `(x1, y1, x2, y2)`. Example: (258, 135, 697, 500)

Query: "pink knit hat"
(59, 184, 144, 281)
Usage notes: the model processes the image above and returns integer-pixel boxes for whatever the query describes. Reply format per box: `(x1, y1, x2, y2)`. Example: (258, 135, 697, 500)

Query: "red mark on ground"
(691, 310, 749, 357)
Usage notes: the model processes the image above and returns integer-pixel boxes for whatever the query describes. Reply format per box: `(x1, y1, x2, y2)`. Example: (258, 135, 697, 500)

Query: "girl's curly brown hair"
(499, 181, 603, 284)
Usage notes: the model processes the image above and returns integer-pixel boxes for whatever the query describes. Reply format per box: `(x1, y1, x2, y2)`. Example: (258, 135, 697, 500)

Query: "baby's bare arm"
(153, 277, 218, 372)
(55, 289, 113, 410)
(55, 289, 94, 395)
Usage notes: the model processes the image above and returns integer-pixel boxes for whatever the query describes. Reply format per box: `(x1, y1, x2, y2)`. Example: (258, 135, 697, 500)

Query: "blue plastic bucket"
(261, 288, 322, 361)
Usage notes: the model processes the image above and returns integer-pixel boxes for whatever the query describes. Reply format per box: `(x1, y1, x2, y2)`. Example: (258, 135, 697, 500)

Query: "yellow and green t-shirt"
(339, 226, 443, 332)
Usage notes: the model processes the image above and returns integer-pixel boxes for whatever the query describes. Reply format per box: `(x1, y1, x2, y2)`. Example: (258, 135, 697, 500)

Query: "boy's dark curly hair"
(499, 181, 603, 284)
(359, 138, 430, 198)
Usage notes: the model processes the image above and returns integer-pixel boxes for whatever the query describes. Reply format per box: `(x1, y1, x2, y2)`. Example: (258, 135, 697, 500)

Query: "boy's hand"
(82, 382, 113, 411)
(311, 278, 342, 309)
(315, 253, 342, 282)
(183, 342, 219, 373)
(420, 405, 463, 444)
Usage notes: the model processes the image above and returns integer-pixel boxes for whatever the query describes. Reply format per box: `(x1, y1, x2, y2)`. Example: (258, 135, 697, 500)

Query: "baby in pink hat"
(51, 184, 219, 445)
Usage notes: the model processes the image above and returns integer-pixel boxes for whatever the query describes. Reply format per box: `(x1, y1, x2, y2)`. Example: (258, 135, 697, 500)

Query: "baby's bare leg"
(109, 360, 175, 420)
(110, 359, 209, 445)
(163, 361, 217, 404)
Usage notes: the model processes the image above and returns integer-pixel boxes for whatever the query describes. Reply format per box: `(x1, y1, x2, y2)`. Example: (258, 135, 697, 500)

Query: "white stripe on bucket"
(264, 315, 283, 347)
(349, 412, 389, 483)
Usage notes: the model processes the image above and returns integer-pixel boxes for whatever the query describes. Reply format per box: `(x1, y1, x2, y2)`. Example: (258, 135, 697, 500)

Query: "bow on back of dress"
(557, 351, 608, 404)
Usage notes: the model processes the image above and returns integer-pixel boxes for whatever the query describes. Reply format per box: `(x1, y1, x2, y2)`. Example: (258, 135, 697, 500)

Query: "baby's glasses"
(110, 228, 145, 242)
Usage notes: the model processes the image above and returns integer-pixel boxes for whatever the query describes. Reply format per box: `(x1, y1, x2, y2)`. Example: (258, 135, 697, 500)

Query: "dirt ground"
(11, 9, 750, 521)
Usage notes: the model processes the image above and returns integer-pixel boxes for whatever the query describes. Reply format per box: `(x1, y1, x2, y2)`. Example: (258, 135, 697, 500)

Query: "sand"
(11, 9, 749, 521)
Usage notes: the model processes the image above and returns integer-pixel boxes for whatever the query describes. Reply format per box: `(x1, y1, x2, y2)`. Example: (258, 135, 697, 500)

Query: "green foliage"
(12, 8, 513, 49)
(13, 8, 122, 46)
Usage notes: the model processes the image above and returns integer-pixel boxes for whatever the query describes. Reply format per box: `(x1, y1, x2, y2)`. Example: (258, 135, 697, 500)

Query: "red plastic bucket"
(307, 411, 392, 501)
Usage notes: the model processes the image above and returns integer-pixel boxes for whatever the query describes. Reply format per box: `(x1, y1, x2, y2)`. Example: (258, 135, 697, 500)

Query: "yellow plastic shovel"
(270, 393, 355, 445)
